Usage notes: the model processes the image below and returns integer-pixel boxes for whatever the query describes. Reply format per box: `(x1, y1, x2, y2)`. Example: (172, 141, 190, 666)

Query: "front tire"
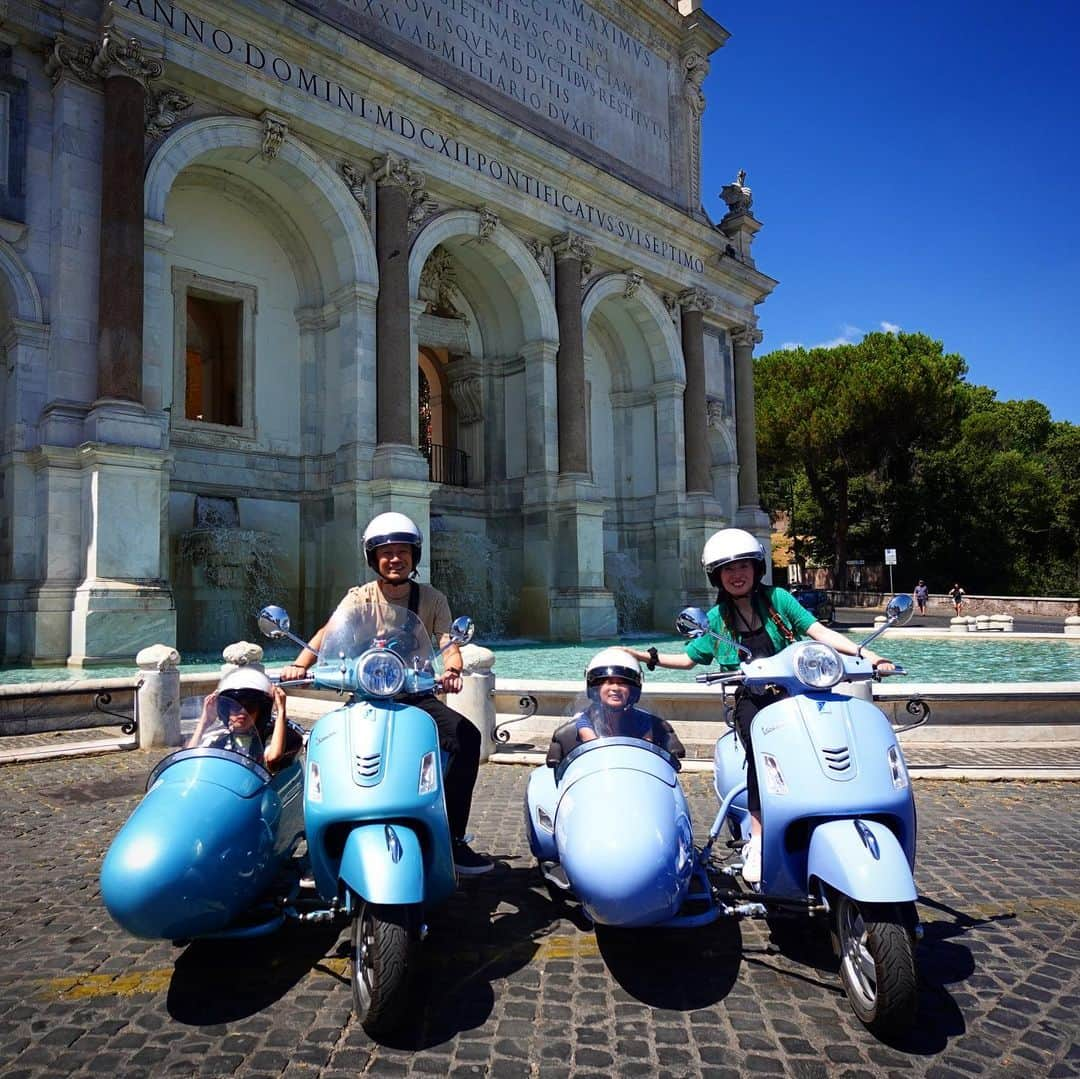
(351, 903, 414, 1038)
(835, 897, 917, 1037)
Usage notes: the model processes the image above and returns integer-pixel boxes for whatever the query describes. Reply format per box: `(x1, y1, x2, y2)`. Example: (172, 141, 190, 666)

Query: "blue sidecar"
(101, 743, 305, 941)
(525, 736, 711, 928)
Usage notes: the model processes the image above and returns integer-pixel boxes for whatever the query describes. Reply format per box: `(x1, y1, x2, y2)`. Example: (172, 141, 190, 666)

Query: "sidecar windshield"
(193, 714, 266, 766)
(314, 599, 438, 697)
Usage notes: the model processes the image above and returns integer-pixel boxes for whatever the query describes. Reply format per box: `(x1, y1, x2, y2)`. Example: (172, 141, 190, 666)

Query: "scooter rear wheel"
(351, 902, 414, 1037)
(835, 897, 917, 1038)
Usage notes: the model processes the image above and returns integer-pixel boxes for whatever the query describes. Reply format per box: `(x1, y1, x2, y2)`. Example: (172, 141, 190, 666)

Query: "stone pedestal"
(136, 643, 181, 747)
(447, 644, 496, 762)
(1064, 616, 1080, 638)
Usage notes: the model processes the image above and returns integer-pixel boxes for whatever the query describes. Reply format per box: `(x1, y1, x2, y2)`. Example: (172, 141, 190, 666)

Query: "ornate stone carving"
(45, 35, 96, 85)
(144, 86, 192, 140)
(683, 50, 709, 209)
(526, 238, 551, 275)
(372, 154, 438, 234)
(449, 375, 484, 424)
(662, 293, 679, 322)
(419, 245, 465, 320)
(550, 232, 593, 265)
(706, 397, 726, 430)
(682, 52, 708, 120)
(732, 324, 764, 349)
(91, 30, 164, 87)
(623, 270, 644, 300)
(340, 160, 370, 218)
(678, 287, 714, 314)
(720, 169, 754, 217)
(260, 113, 288, 159)
(477, 207, 499, 243)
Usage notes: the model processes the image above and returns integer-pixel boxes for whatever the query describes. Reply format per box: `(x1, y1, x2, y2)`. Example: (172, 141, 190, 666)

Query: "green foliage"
(756, 332, 1080, 596)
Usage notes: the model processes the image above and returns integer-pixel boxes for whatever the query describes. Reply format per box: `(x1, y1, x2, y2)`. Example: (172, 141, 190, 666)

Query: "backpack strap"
(407, 581, 420, 616)
(762, 592, 796, 646)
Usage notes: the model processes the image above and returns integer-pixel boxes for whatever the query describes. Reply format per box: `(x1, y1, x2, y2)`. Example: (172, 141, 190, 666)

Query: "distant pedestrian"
(949, 583, 965, 615)
(914, 580, 929, 615)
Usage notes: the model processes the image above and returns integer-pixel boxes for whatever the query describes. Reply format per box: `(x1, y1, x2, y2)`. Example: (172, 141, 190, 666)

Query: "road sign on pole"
(884, 549, 896, 593)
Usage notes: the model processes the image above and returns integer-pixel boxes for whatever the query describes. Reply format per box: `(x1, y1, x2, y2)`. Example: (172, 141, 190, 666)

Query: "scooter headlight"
(418, 750, 439, 795)
(792, 642, 844, 689)
(356, 648, 406, 697)
(887, 745, 910, 789)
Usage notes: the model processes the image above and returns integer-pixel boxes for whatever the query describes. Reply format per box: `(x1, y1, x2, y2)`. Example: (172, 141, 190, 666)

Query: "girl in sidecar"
(100, 666, 305, 941)
(526, 651, 704, 929)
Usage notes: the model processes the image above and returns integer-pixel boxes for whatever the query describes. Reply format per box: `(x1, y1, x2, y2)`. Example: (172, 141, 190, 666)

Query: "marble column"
(372, 154, 413, 447)
(551, 232, 591, 475)
(679, 287, 713, 495)
(733, 324, 765, 513)
(91, 31, 162, 403)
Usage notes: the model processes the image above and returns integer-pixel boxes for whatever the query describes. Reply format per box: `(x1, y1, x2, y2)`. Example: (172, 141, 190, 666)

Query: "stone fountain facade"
(0, 0, 775, 664)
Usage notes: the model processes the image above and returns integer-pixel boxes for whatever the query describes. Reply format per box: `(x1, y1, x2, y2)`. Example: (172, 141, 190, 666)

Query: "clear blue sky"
(699, 2, 1080, 424)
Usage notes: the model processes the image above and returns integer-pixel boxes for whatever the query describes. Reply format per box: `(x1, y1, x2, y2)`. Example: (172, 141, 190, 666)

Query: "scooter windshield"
(313, 600, 438, 698)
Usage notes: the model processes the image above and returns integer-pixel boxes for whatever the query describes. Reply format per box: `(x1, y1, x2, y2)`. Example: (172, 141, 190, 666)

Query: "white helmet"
(216, 666, 274, 723)
(701, 528, 766, 588)
(363, 512, 422, 571)
(585, 647, 642, 704)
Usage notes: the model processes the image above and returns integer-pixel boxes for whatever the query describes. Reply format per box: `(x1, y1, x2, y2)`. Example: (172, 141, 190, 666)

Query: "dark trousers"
(733, 688, 786, 814)
(415, 696, 481, 841)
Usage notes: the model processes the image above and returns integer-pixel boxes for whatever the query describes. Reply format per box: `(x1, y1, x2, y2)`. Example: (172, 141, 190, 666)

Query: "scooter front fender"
(338, 822, 425, 906)
(808, 819, 917, 904)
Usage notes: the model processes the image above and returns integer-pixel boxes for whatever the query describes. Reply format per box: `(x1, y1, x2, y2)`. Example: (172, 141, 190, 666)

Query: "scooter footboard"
(339, 823, 425, 905)
(808, 819, 917, 903)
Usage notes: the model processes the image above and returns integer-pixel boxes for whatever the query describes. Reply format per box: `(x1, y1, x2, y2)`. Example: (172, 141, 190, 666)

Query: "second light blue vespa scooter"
(258, 601, 473, 1038)
(684, 593, 921, 1037)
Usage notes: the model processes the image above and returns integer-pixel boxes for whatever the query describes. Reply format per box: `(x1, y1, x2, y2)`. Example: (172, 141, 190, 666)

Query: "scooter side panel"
(101, 757, 280, 939)
(338, 823, 425, 905)
(524, 766, 559, 862)
(305, 702, 455, 906)
(807, 818, 918, 903)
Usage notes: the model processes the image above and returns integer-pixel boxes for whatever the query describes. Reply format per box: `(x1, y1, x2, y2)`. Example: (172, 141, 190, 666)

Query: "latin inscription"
(289, 0, 673, 183)
(123, 0, 704, 275)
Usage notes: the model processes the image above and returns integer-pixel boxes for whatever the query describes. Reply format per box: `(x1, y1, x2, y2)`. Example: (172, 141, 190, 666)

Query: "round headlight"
(356, 649, 406, 697)
(792, 642, 843, 689)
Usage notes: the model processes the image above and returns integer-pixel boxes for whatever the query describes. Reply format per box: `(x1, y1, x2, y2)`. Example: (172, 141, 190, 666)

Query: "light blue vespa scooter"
(257, 601, 472, 1038)
(684, 593, 921, 1037)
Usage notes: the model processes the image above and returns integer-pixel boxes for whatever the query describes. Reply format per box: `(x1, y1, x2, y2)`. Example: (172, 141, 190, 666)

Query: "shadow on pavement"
(595, 920, 743, 1009)
(166, 921, 343, 1024)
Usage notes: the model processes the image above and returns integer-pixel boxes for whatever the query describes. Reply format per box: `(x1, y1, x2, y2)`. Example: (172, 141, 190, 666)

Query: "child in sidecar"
(189, 667, 301, 772)
(545, 648, 685, 766)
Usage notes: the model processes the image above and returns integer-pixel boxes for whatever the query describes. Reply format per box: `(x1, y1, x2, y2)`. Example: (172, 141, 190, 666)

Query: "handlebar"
(696, 671, 743, 685)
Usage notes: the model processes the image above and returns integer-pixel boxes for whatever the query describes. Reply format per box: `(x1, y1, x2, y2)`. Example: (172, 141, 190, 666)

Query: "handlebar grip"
(696, 671, 730, 684)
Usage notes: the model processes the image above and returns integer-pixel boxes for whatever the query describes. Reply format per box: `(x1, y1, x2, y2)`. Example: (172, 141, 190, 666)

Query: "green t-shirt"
(683, 586, 817, 670)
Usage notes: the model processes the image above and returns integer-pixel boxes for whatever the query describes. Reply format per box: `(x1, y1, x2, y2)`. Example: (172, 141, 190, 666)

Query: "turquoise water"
(488, 634, 1080, 684)
(2, 635, 1078, 686)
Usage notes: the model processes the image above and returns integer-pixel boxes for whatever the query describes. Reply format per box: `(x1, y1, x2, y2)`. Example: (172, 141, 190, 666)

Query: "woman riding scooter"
(626, 528, 893, 883)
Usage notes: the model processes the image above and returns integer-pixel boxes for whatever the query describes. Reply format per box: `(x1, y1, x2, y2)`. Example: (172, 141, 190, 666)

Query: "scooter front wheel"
(835, 897, 917, 1038)
(351, 902, 414, 1037)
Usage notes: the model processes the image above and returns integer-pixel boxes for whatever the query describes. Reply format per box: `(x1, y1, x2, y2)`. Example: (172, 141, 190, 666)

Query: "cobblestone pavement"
(0, 751, 1077, 1078)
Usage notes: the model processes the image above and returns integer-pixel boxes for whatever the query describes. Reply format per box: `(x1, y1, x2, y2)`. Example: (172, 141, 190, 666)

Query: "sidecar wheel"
(351, 903, 414, 1037)
(835, 897, 917, 1037)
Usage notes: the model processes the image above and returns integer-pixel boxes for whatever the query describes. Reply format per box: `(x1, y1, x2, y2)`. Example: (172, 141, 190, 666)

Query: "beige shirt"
(338, 580, 452, 642)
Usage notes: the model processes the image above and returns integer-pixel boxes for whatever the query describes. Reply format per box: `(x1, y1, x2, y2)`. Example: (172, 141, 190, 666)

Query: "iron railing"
(426, 443, 469, 487)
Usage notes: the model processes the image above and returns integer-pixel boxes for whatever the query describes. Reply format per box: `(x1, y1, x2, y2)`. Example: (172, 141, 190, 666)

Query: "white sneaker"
(741, 833, 761, 884)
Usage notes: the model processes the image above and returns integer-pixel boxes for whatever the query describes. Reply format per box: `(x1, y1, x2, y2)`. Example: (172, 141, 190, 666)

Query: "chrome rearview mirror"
(675, 607, 710, 639)
(857, 594, 914, 653)
(885, 593, 914, 626)
(448, 615, 475, 646)
(257, 605, 291, 639)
